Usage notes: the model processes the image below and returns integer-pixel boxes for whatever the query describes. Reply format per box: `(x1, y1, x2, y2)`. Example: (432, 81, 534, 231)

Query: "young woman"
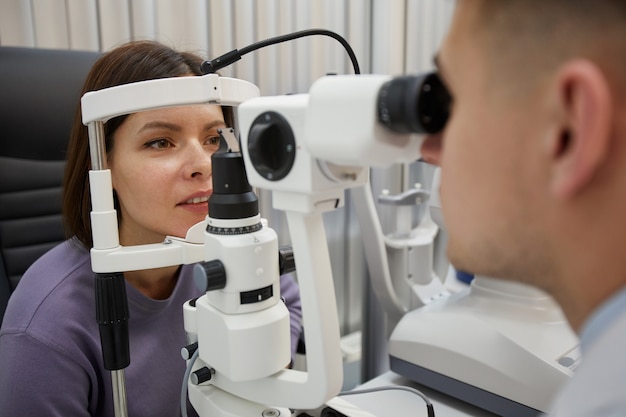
(0, 40, 302, 417)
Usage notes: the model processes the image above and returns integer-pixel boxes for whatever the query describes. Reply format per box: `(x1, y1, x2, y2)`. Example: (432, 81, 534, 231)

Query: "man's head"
(422, 0, 626, 325)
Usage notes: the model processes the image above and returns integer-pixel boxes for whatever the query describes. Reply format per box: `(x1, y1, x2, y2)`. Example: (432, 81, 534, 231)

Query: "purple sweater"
(0, 240, 302, 417)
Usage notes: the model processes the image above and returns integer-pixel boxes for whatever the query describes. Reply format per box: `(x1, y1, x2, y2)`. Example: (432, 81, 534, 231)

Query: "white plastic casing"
(239, 94, 368, 214)
(237, 75, 427, 214)
(195, 296, 290, 381)
(306, 75, 423, 167)
(203, 220, 280, 315)
(81, 74, 259, 124)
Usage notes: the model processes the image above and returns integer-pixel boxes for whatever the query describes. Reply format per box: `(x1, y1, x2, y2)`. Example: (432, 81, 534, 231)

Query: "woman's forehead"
(130, 104, 224, 121)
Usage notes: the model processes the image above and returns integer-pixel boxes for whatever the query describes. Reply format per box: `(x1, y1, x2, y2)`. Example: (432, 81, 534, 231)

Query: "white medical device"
(389, 274, 580, 416)
(186, 71, 448, 416)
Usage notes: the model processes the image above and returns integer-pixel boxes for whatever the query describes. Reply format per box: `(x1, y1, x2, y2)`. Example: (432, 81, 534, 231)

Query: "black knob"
(181, 342, 198, 360)
(279, 245, 296, 275)
(193, 260, 227, 292)
(191, 366, 214, 384)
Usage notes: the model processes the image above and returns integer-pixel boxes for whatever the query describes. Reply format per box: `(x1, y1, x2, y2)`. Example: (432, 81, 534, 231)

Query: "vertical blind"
(0, 0, 453, 94)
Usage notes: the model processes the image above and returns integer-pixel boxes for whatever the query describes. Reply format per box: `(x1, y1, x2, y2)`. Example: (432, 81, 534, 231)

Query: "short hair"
(62, 41, 234, 249)
(474, 0, 626, 96)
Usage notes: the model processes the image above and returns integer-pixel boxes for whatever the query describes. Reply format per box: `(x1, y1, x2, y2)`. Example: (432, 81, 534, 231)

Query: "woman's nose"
(185, 143, 213, 178)
(420, 133, 443, 166)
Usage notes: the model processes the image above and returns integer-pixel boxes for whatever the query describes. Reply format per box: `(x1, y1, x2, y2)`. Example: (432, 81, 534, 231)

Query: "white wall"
(0, 0, 453, 337)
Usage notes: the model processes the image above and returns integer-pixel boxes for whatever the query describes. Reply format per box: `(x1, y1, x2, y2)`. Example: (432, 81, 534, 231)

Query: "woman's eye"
(145, 138, 171, 149)
(206, 136, 221, 148)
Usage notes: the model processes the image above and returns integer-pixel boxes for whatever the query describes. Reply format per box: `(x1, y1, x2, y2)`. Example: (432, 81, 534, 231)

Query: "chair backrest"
(0, 47, 100, 323)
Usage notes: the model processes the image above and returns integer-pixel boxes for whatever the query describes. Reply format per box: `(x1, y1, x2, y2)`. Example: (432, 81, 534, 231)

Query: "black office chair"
(0, 46, 100, 324)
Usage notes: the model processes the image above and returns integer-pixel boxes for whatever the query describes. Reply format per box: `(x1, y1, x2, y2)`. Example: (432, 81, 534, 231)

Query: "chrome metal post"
(88, 121, 107, 170)
(111, 370, 129, 417)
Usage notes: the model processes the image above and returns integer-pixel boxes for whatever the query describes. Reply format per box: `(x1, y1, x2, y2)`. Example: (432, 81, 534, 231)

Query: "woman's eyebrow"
(137, 121, 181, 134)
(203, 120, 227, 130)
(136, 119, 226, 134)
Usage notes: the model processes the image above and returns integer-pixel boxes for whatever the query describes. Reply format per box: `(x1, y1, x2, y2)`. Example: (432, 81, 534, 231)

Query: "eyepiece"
(377, 72, 450, 134)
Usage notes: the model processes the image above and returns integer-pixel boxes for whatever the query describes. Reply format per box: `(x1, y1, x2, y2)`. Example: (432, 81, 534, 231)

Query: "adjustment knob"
(181, 342, 198, 360)
(279, 245, 296, 275)
(193, 260, 226, 292)
(191, 366, 214, 384)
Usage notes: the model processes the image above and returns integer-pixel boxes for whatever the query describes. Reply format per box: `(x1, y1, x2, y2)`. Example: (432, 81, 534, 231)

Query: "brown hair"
(63, 40, 233, 248)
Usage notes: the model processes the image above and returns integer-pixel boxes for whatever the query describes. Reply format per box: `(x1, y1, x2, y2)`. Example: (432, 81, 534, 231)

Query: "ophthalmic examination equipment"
(81, 30, 445, 417)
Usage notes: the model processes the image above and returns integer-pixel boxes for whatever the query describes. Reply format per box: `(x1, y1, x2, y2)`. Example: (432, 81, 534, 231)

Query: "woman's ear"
(548, 59, 612, 199)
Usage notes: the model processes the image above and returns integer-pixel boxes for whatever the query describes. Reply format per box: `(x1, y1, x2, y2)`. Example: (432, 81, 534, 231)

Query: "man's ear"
(549, 59, 612, 199)
(549, 60, 613, 199)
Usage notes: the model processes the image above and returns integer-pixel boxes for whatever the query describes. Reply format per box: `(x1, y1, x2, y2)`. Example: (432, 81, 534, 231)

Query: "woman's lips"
(184, 196, 209, 204)
(178, 195, 210, 213)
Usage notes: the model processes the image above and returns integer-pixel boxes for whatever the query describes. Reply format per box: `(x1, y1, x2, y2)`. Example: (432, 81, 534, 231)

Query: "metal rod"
(111, 369, 129, 417)
(88, 121, 107, 170)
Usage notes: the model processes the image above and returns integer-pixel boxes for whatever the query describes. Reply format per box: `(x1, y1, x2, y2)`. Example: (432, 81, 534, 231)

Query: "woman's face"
(109, 104, 226, 245)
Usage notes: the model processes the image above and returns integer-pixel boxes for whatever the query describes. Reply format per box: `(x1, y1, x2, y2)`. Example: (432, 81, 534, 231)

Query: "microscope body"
(238, 74, 427, 212)
(184, 215, 291, 383)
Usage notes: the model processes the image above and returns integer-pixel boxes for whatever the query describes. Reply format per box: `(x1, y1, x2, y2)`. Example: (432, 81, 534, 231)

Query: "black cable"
(202, 28, 361, 75)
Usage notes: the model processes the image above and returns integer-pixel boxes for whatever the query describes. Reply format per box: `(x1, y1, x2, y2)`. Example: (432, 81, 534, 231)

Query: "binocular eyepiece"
(377, 72, 451, 135)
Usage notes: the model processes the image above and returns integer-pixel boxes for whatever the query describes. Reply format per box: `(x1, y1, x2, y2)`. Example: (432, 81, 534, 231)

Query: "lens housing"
(377, 72, 450, 134)
(247, 111, 296, 182)
(209, 146, 259, 220)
